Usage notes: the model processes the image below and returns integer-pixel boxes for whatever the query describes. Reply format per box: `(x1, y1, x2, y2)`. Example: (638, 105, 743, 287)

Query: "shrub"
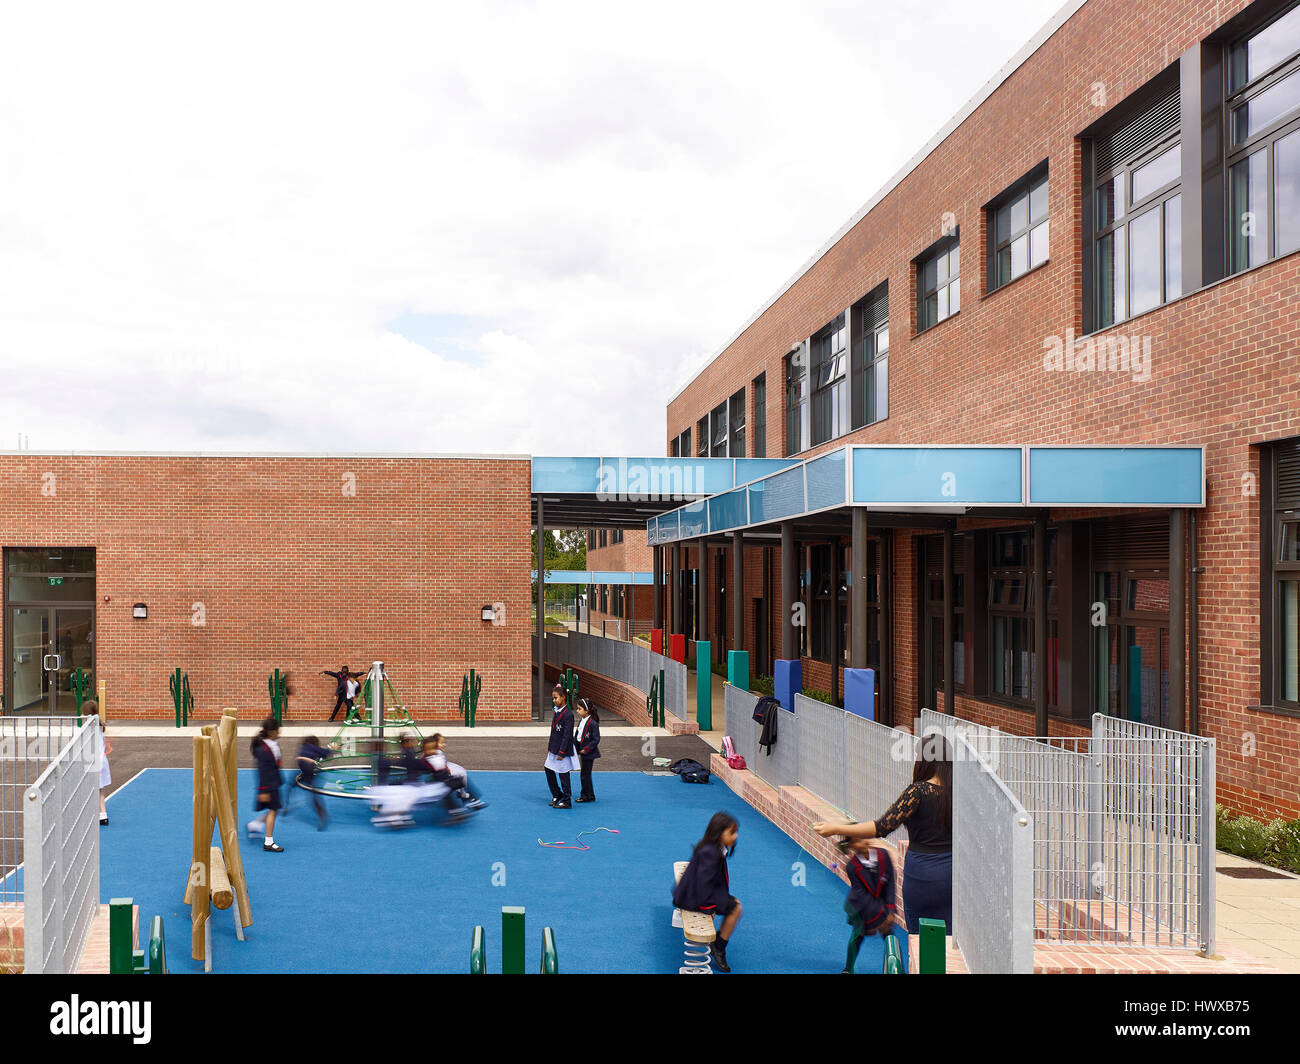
(800, 687, 835, 705)
(751, 674, 775, 696)
(1215, 804, 1300, 874)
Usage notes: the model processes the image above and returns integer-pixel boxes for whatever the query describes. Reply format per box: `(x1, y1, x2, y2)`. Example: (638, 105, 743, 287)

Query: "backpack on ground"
(667, 757, 711, 784)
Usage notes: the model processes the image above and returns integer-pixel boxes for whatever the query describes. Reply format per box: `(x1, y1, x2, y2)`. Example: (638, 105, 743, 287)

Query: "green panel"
(919, 917, 947, 974)
(109, 898, 134, 976)
(695, 641, 712, 730)
(727, 650, 750, 692)
(502, 906, 526, 975)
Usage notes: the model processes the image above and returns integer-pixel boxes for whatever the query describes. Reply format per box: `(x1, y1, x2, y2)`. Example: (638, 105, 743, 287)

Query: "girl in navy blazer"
(574, 698, 601, 803)
(543, 685, 577, 808)
(672, 812, 742, 971)
(247, 717, 285, 852)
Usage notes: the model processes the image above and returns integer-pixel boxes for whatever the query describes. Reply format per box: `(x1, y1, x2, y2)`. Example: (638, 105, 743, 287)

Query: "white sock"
(265, 835, 274, 845)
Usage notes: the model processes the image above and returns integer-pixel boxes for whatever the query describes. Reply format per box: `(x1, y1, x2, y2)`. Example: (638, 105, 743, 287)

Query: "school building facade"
(628, 0, 1300, 821)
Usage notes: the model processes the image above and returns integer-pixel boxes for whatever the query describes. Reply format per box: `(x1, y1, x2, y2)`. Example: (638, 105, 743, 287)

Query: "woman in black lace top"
(813, 734, 953, 934)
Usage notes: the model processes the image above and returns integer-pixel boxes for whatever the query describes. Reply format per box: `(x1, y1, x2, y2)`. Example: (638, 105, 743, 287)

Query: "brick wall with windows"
(663, 0, 1300, 820)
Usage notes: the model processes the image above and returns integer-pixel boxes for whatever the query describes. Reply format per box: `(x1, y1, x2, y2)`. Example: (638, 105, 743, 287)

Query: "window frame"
(809, 313, 849, 446)
(851, 283, 889, 430)
(784, 344, 809, 457)
(986, 528, 1059, 710)
(1260, 437, 1300, 715)
(751, 373, 767, 458)
(915, 231, 961, 334)
(986, 164, 1050, 292)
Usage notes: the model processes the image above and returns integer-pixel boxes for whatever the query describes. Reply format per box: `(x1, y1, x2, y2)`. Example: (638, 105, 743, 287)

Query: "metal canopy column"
(1170, 508, 1187, 731)
(671, 542, 682, 635)
(534, 496, 545, 722)
(943, 526, 955, 715)
(830, 535, 841, 707)
(851, 509, 868, 668)
(781, 522, 797, 661)
(697, 538, 709, 651)
(732, 531, 744, 655)
(652, 546, 663, 631)
(1034, 512, 1047, 736)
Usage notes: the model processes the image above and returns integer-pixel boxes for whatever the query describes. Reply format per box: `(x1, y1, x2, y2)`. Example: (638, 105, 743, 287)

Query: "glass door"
(52, 607, 94, 714)
(9, 606, 49, 713)
(4, 548, 96, 715)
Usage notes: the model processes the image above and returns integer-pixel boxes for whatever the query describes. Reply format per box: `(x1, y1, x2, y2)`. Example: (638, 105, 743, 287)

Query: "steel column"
(1033, 512, 1047, 736)
(943, 526, 955, 715)
(535, 496, 545, 722)
(732, 531, 744, 655)
(1170, 509, 1187, 732)
(851, 509, 868, 669)
(781, 522, 797, 660)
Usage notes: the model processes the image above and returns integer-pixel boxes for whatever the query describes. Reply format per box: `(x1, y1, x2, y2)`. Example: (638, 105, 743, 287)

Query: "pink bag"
(722, 736, 747, 770)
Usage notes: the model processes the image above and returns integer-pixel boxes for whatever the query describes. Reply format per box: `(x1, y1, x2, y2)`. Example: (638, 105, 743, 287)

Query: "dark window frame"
(1259, 437, 1300, 715)
(915, 230, 961, 333)
(851, 283, 889, 430)
(985, 528, 1059, 710)
(784, 345, 809, 457)
(809, 313, 849, 447)
(751, 373, 767, 458)
(986, 163, 1050, 292)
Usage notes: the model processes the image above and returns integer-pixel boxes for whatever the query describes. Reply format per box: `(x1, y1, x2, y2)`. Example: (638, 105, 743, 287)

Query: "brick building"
(649, 0, 1300, 820)
(1, 454, 532, 721)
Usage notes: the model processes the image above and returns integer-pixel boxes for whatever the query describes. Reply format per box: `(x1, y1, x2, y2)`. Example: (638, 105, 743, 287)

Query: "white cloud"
(0, 0, 1067, 456)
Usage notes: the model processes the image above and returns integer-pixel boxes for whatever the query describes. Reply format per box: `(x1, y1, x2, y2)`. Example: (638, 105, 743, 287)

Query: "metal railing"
(1, 716, 84, 906)
(22, 717, 101, 973)
(921, 708, 1215, 954)
(543, 631, 687, 722)
(952, 732, 1035, 974)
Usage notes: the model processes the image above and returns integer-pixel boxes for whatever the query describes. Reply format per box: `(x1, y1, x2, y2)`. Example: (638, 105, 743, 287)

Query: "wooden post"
(209, 847, 233, 910)
(209, 719, 252, 930)
(189, 736, 211, 961)
(97, 678, 107, 721)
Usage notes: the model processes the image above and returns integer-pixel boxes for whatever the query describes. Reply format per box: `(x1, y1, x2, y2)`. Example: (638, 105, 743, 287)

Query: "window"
(671, 428, 690, 458)
(696, 417, 708, 457)
(729, 389, 746, 458)
(751, 374, 767, 458)
(810, 314, 849, 446)
(925, 536, 968, 695)
(709, 402, 728, 457)
(988, 529, 1058, 707)
(988, 166, 1049, 290)
(916, 232, 960, 332)
(851, 283, 888, 428)
(1089, 88, 1181, 329)
(1262, 437, 1300, 710)
(611, 529, 623, 545)
(1228, 4, 1300, 273)
(587, 530, 596, 550)
(784, 345, 809, 456)
(599, 530, 607, 548)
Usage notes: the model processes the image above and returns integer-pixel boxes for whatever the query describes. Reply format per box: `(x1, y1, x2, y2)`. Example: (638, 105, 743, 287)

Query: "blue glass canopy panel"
(805, 448, 847, 511)
(531, 456, 602, 494)
(708, 487, 749, 533)
(1027, 447, 1204, 506)
(851, 447, 1022, 505)
(748, 465, 806, 524)
(677, 500, 708, 539)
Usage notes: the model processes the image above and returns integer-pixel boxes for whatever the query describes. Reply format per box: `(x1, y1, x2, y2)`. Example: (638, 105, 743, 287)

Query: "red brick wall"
(664, 0, 1300, 819)
(0, 455, 532, 721)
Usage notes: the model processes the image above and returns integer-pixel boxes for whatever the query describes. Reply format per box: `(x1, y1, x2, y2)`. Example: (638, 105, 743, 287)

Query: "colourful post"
(657, 668, 666, 727)
(727, 650, 750, 692)
(650, 628, 663, 656)
(268, 669, 288, 722)
(562, 668, 579, 711)
(147, 915, 167, 974)
(502, 906, 526, 975)
(883, 933, 904, 974)
(109, 898, 134, 975)
(919, 917, 947, 974)
(540, 926, 558, 974)
(695, 640, 712, 730)
(71, 668, 91, 723)
(470, 925, 486, 974)
(466, 668, 481, 726)
(669, 633, 686, 663)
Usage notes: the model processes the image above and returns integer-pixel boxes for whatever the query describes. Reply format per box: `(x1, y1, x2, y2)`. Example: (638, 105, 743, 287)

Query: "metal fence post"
(1088, 714, 1104, 899)
(1199, 736, 1216, 956)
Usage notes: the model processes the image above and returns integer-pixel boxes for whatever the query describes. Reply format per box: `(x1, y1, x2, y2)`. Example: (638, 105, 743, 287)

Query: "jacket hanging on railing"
(753, 695, 780, 755)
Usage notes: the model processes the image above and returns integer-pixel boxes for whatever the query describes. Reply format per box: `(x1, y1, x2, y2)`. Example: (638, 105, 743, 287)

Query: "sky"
(0, 0, 1068, 457)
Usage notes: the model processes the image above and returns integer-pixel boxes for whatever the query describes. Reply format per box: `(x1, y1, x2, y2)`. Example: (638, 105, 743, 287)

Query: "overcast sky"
(0, 0, 1067, 457)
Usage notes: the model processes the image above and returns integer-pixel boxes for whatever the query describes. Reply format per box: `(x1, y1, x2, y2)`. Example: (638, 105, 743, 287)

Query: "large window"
(925, 536, 968, 696)
(988, 529, 1058, 707)
(916, 232, 960, 332)
(671, 428, 690, 458)
(751, 374, 766, 458)
(1089, 89, 1182, 329)
(696, 417, 708, 457)
(810, 314, 849, 446)
(1262, 437, 1300, 711)
(1228, 4, 1300, 273)
(728, 388, 746, 458)
(988, 166, 1049, 291)
(784, 345, 809, 456)
(709, 402, 728, 457)
(851, 283, 888, 428)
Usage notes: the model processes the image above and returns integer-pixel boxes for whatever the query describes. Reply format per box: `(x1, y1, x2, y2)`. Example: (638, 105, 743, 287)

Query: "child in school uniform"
(289, 734, 333, 830)
(574, 698, 601, 803)
(82, 701, 111, 826)
(839, 836, 899, 974)
(543, 684, 577, 808)
(247, 717, 285, 852)
(422, 734, 487, 813)
(672, 811, 742, 972)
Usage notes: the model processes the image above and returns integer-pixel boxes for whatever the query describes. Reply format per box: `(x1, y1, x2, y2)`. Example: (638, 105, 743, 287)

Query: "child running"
(291, 734, 333, 830)
(839, 836, 898, 974)
(247, 717, 285, 852)
(672, 812, 742, 972)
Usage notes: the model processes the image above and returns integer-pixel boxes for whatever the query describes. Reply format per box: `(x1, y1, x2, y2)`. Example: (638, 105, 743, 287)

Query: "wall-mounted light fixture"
(481, 605, 495, 622)
(132, 603, 148, 619)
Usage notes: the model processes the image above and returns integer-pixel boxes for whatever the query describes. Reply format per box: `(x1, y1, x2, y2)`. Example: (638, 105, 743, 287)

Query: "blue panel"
(1028, 448, 1203, 506)
(677, 500, 707, 539)
(646, 515, 658, 546)
(708, 487, 748, 532)
(805, 448, 847, 511)
(531, 455, 602, 493)
(734, 458, 801, 484)
(748, 465, 806, 523)
(774, 659, 803, 712)
(845, 668, 876, 721)
(658, 510, 680, 543)
(852, 447, 1022, 504)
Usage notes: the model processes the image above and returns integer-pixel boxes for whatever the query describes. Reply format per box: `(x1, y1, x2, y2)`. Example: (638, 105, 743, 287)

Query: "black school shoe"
(264, 842, 285, 853)
(575, 796, 594, 803)
(710, 942, 731, 973)
(553, 799, 571, 809)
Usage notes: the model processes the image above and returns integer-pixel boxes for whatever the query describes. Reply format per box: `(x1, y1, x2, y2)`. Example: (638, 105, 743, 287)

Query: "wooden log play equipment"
(184, 708, 252, 970)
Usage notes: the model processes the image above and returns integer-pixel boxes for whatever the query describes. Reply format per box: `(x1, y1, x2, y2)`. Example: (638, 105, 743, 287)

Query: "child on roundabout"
(423, 733, 487, 812)
(672, 811, 742, 972)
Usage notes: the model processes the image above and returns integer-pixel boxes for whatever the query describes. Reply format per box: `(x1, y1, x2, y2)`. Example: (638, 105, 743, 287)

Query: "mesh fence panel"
(724, 684, 761, 772)
(765, 708, 799, 788)
(1, 716, 82, 906)
(844, 715, 917, 842)
(793, 694, 847, 812)
(664, 660, 688, 719)
(953, 733, 1034, 974)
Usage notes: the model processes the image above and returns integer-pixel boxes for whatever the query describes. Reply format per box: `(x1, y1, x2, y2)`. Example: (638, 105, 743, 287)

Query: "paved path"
(1214, 852, 1300, 972)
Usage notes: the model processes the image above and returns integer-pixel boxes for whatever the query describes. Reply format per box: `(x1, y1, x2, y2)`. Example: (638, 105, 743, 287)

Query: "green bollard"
(694, 641, 712, 730)
(109, 898, 134, 975)
(919, 917, 947, 974)
(147, 915, 167, 974)
(502, 906, 526, 975)
(71, 668, 91, 724)
(562, 669, 579, 711)
(727, 650, 750, 692)
(883, 933, 904, 974)
(540, 926, 558, 974)
(470, 925, 486, 974)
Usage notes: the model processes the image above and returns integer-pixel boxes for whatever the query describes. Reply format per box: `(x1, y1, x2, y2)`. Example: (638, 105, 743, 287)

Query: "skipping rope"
(537, 826, 621, 851)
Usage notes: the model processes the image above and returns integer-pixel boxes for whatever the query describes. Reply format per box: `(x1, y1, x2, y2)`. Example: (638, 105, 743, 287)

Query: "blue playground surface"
(101, 768, 908, 974)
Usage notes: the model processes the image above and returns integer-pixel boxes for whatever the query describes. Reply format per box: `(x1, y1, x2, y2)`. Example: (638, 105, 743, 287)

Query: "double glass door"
(4, 548, 96, 715)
